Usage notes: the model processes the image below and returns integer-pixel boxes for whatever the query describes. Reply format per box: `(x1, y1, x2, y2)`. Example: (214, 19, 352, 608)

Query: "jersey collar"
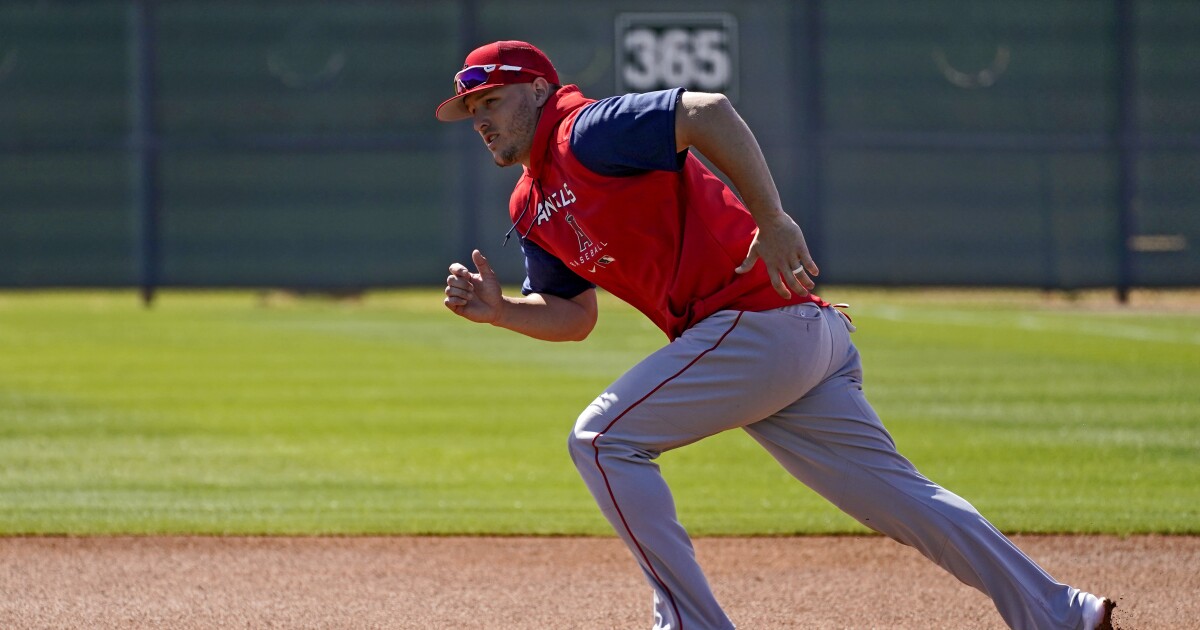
(526, 84, 594, 179)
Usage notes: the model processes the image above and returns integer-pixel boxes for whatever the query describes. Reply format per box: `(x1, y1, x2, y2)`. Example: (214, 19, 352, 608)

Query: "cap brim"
(435, 83, 502, 122)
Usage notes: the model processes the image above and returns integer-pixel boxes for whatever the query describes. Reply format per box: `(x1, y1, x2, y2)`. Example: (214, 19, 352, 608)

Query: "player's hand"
(444, 249, 504, 324)
(735, 212, 819, 299)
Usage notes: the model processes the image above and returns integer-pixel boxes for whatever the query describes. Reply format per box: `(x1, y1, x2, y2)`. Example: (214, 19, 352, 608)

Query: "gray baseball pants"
(568, 303, 1093, 630)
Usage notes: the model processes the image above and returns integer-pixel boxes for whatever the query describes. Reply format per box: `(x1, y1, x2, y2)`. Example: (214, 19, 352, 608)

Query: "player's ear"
(532, 78, 552, 107)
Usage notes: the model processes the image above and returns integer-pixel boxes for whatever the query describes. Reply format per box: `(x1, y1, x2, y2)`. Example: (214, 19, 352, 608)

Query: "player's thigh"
(573, 307, 833, 453)
(743, 366, 931, 509)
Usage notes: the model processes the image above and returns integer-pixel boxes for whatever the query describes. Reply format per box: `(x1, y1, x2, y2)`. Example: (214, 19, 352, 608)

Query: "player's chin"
(491, 154, 517, 168)
(490, 145, 524, 168)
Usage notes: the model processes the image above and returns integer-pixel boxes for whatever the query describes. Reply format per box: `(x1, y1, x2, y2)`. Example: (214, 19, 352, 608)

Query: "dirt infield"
(1, 535, 1193, 629)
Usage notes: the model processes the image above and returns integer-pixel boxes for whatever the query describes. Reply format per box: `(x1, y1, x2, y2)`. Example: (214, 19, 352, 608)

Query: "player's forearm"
(675, 92, 788, 224)
(491, 290, 597, 342)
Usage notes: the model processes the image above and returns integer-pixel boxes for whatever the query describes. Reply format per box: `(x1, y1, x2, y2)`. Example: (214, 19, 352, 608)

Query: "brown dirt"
(0, 534, 1191, 629)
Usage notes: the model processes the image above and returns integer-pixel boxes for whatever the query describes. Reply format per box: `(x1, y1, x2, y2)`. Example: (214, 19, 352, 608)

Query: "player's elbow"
(559, 309, 596, 341)
(566, 320, 595, 342)
(559, 289, 598, 341)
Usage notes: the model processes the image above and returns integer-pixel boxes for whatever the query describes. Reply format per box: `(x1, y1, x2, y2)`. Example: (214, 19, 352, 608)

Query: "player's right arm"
(675, 91, 818, 299)
(444, 249, 597, 342)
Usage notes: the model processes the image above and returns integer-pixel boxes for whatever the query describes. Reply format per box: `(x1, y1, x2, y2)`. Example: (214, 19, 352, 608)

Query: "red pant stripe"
(589, 312, 744, 630)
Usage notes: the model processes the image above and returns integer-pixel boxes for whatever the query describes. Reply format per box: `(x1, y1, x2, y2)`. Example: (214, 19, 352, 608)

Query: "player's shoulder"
(571, 88, 686, 176)
(575, 88, 684, 132)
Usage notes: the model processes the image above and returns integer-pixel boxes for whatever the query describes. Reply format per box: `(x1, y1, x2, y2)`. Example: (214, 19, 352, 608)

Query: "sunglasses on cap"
(453, 64, 545, 95)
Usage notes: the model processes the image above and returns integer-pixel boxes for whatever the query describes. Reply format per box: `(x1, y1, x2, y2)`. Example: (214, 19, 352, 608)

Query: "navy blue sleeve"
(519, 237, 595, 299)
(570, 88, 688, 177)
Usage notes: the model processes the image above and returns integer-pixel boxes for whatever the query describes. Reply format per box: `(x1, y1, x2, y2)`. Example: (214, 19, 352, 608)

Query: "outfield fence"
(1, 0, 1197, 302)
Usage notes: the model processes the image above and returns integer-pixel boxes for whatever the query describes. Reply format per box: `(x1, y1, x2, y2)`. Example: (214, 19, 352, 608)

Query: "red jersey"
(510, 85, 822, 340)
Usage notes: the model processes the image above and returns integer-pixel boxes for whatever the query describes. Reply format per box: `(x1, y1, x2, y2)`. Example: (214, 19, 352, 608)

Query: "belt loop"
(831, 303, 856, 333)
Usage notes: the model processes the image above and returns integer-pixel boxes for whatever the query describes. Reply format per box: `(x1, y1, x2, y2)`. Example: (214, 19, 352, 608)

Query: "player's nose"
(472, 112, 489, 134)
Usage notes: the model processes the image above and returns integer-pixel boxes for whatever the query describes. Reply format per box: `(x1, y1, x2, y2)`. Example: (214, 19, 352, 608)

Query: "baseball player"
(437, 40, 1115, 630)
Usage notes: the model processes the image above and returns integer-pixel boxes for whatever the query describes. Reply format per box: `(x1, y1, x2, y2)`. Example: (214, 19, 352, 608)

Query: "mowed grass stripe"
(0, 289, 1196, 535)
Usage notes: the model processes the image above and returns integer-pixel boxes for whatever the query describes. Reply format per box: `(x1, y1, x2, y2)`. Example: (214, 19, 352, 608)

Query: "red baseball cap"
(435, 41, 560, 122)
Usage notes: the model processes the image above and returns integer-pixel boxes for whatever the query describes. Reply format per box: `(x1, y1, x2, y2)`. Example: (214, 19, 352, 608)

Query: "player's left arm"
(674, 91, 818, 298)
(445, 249, 597, 342)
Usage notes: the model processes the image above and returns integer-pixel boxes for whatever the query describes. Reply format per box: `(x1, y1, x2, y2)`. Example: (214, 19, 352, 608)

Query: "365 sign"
(615, 13, 739, 101)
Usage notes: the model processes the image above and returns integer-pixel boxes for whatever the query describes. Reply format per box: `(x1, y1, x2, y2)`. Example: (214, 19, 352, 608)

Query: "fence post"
(1114, 0, 1138, 303)
(456, 0, 481, 263)
(130, 0, 160, 307)
(798, 0, 825, 272)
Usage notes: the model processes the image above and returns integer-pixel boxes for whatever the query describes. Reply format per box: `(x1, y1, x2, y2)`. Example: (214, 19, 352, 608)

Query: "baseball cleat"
(1086, 596, 1116, 630)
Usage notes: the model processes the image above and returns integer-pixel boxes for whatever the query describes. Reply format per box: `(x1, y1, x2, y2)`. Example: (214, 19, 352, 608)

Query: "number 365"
(621, 27, 732, 92)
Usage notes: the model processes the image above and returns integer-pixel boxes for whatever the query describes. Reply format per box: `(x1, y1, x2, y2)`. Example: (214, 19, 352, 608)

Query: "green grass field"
(0, 289, 1196, 536)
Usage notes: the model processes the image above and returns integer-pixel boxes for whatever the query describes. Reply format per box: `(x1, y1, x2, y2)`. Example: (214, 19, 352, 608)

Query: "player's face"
(466, 84, 539, 168)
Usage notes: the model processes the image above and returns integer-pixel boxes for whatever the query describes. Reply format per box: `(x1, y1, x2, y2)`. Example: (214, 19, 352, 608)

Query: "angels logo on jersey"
(564, 214, 592, 252)
(561, 212, 609, 271)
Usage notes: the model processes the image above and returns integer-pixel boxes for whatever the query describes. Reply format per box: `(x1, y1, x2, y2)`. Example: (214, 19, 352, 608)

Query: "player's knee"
(567, 398, 608, 466)
(566, 423, 597, 470)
